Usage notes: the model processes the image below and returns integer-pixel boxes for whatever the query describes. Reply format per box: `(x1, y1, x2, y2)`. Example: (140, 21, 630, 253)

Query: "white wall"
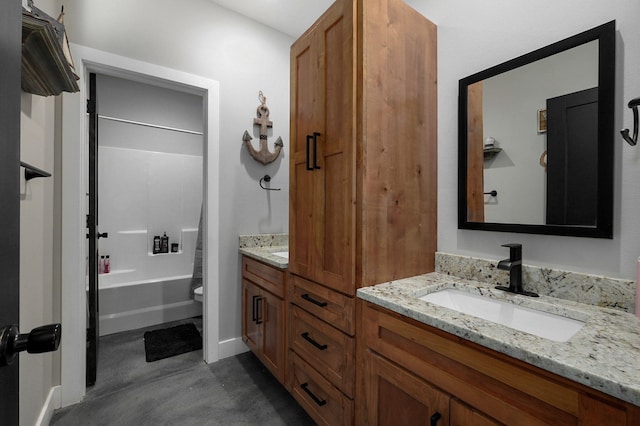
(406, 0, 640, 279)
(19, 2, 61, 425)
(62, 0, 292, 345)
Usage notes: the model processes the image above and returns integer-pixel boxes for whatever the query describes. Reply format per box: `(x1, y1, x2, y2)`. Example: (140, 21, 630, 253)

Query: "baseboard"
(217, 336, 249, 360)
(35, 385, 61, 426)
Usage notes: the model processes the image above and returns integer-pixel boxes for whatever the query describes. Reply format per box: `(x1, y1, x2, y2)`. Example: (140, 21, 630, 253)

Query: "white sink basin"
(419, 289, 584, 342)
(271, 251, 288, 259)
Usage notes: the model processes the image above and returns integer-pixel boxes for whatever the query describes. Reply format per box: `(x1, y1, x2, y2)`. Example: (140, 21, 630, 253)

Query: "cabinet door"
(242, 279, 262, 353)
(289, 0, 355, 295)
(450, 399, 503, 426)
(261, 289, 285, 384)
(363, 350, 449, 426)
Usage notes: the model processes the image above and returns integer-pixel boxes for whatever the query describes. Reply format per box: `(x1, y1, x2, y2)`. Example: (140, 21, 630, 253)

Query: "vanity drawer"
(288, 350, 354, 426)
(289, 305, 355, 397)
(289, 274, 355, 335)
(242, 256, 285, 298)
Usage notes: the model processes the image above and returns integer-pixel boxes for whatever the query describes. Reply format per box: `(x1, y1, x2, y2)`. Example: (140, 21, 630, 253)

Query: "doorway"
(87, 72, 206, 385)
(61, 45, 221, 405)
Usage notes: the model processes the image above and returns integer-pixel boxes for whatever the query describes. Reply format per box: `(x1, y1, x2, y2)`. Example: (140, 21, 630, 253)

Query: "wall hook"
(621, 97, 640, 146)
(259, 175, 281, 191)
(20, 161, 52, 181)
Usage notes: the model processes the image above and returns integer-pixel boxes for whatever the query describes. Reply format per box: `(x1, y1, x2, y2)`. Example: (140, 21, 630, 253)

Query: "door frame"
(61, 44, 221, 406)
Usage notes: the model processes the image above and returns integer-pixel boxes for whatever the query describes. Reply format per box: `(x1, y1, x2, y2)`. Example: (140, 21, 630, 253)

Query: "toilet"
(194, 286, 203, 303)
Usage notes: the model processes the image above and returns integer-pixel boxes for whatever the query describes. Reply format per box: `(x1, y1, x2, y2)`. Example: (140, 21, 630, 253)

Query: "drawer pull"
(300, 382, 327, 407)
(301, 332, 328, 350)
(301, 293, 328, 307)
(430, 412, 442, 426)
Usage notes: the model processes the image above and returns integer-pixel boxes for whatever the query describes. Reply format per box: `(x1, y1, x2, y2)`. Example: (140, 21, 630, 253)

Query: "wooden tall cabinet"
(289, 0, 437, 293)
(288, 0, 437, 423)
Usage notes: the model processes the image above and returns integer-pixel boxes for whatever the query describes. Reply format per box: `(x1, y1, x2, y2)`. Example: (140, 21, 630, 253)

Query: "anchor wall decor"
(242, 91, 284, 164)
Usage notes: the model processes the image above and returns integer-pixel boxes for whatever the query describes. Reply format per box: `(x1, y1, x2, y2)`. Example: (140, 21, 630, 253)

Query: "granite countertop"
(238, 233, 288, 269)
(239, 245, 288, 269)
(357, 272, 640, 406)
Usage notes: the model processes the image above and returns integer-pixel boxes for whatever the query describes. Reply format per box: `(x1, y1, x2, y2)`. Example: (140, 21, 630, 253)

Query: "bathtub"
(98, 270, 202, 336)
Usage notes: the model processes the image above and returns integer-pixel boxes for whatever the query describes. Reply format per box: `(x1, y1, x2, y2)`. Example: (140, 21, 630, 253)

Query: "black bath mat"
(143, 323, 203, 362)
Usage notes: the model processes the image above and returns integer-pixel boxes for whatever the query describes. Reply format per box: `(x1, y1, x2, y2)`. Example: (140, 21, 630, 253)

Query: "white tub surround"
(436, 252, 635, 313)
(357, 272, 640, 407)
(238, 233, 288, 269)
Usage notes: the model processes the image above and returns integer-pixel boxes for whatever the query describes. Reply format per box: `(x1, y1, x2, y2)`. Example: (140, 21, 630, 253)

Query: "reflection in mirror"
(458, 21, 615, 238)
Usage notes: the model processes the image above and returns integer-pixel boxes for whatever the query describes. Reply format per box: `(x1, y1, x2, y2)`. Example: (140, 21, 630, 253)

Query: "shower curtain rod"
(98, 114, 204, 136)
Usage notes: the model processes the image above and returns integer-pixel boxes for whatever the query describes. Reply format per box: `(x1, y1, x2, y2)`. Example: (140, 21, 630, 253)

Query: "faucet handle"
(501, 243, 522, 260)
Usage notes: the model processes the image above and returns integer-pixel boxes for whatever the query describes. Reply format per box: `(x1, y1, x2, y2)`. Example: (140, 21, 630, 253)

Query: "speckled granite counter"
(357, 272, 640, 406)
(238, 233, 288, 269)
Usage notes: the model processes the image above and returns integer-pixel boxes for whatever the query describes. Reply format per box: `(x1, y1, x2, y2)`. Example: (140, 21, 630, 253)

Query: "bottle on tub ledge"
(99, 255, 105, 274)
(153, 235, 161, 254)
(104, 255, 110, 274)
(160, 232, 169, 254)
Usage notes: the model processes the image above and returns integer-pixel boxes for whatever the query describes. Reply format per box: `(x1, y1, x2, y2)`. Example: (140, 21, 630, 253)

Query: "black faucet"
(495, 243, 538, 297)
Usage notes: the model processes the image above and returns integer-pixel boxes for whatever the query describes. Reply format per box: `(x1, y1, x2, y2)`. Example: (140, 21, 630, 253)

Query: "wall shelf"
(21, 7, 79, 96)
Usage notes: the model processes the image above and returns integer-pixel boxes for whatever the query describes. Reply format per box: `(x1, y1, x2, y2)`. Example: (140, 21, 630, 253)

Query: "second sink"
(419, 288, 585, 342)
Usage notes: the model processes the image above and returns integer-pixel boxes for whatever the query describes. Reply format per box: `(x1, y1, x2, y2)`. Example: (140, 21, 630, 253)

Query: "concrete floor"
(51, 318, 315, 425)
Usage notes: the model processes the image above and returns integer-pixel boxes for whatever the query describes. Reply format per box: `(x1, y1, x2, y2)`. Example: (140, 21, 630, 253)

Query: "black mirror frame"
(458, 20, 616, 239)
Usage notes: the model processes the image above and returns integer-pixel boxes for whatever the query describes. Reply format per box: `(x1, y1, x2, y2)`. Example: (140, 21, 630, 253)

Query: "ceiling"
(207, 0, 335, 38)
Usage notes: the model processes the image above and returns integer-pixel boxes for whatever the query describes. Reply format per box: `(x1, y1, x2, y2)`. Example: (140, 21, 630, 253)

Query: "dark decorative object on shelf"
(22, 4, 79, 96)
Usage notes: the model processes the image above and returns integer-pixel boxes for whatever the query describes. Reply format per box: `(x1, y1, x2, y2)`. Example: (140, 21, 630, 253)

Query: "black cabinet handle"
(255, 297, 264, 325)
(251, 295, 258, 322)
(301, 293, 327, 307)
(306, 135, 313, 171)
(300, 382, 327, 407)
(301, 332, 327, 350)
(312, 132, 321, 169)
(430, 412, 442, 426)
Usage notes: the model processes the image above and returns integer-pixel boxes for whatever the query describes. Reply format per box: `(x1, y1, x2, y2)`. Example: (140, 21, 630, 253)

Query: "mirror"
(458, 21, 615, 238)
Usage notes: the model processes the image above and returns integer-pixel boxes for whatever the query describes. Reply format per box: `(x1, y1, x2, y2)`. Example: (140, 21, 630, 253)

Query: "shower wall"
(96, 74, 204, 335)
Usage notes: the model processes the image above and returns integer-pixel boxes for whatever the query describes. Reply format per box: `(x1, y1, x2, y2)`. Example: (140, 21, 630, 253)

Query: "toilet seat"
(194, 286, 203, 302)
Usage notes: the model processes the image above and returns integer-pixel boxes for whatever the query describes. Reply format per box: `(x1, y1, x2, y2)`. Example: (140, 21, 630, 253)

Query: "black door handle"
(98, 232, 108, 239)
(0, 323, 61, 367)
(430, 412, 442, 426)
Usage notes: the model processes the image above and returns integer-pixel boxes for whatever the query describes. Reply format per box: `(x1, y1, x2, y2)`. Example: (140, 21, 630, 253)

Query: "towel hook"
(621, 97, 640, 146)
(259, 175, 281, 191)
